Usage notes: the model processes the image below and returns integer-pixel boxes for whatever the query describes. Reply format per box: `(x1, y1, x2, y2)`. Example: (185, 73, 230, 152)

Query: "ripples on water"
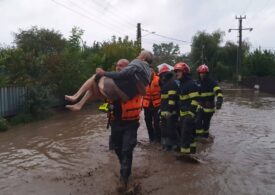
(0, 89, 275, 194)
(0, 105, 110, 194)
(208, 89, 275, 194)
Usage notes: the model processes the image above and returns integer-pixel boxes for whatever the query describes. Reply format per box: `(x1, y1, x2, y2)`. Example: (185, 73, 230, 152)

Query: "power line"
(142, 37, 191, 47)
(84, 0, 137, 28)
(74, 0, 137, 33)
(51, 0, 129, 37)
(62, 0, 130, 36)
(250, 0, 271, 20)
(242, 0, 253, 15)
(141, 28, 191, 44)
(142, 37, 191, 54)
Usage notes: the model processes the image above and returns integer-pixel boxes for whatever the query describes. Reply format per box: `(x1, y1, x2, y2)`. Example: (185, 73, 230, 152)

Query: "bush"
(9, 110, 54, 126)
(9, 113, 34, 125)
(0, 117, 8, 131)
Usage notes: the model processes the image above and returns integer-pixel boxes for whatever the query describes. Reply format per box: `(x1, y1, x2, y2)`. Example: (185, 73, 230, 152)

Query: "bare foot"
(65, 95, 78, 102)
(65, 104, 82, 111)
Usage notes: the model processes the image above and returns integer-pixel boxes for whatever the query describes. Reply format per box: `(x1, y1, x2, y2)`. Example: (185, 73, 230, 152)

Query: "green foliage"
(0, 47, 12, 86)
(1, 26, 141, 123)
(0, 117, 8, 131)
(67, 26, 85, 51)
(98, 36, 140, 70)
(189, 30, 251, 80)
(9, 113, 34, 125)
(26, 85, 53, 115)
(14, 26, 66, 55)
(5, 25, 274, 125)
(190, 30, 224, 67)
(5, 27, 68, 108)
(152, 42, 180, 66)
(214, 62, 233, 81)
(244, 49, 275, 76)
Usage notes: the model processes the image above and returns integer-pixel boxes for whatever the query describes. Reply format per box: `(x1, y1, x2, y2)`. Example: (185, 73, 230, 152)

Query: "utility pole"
(137, 23, 141, 52)
(229, 15, 253, 81)
(201, 44, 205, 64)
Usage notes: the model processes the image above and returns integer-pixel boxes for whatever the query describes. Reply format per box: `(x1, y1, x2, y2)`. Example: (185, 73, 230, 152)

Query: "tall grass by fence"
(0, 86, 28, 117)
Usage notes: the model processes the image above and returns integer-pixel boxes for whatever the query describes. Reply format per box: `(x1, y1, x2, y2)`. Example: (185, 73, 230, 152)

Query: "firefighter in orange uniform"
(142, 69, 161, 143)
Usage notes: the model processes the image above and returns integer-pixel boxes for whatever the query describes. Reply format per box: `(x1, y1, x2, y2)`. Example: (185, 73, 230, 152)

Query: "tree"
(215, 41, 238, 80)
(6, 27, 68, 114)
(98, 36, 140, 70)
(190, 30, 252, 80)
(14, 26, 66, 55)
(1, 26, 151, 116)
(244, 49, 275, 77)
(190, 30, 224, 68)
(67, 26, 84, 51)
(0, 47, 12, 86)
(152, 42, 180, 66)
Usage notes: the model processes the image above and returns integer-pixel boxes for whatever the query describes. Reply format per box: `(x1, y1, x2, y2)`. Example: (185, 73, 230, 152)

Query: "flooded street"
(0, 85, 275, 195)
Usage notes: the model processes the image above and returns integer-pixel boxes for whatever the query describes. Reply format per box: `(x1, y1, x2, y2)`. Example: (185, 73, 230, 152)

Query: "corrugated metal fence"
(0, 86, 28, 117)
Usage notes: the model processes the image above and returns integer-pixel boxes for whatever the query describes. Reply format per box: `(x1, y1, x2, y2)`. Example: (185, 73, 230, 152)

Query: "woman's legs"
(65, 76, 129, 111)
(65, 89, 93, 111)
(65, 76, 105, 111)
(65, 76, 94, 102)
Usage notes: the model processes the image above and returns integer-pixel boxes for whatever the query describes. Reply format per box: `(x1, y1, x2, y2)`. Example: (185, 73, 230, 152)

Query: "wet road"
(0, 85, 275, 195)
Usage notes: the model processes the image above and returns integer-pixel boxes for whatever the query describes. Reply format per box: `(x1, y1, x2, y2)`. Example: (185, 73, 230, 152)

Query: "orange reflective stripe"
(152, 99, 161, 107)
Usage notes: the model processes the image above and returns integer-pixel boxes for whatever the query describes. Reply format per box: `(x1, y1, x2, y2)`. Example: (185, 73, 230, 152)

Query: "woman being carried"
(65, 50, 153, 111)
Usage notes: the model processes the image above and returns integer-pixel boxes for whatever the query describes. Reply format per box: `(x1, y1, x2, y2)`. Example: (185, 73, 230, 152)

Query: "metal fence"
(0, 86, 28, 117)
(241, 76, 275, 94)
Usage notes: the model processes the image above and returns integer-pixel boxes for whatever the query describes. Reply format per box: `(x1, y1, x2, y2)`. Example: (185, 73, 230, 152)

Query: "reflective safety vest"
(142, 74, 161, 108)
(120, 96, 142, 120)
(99, 96, 142, 121)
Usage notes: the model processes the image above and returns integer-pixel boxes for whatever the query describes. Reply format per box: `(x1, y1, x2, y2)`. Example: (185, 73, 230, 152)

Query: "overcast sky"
(1, 0, 275, 53)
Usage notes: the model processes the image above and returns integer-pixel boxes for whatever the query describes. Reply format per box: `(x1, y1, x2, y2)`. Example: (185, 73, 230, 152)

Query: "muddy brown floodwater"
(0, 84, 275, 195)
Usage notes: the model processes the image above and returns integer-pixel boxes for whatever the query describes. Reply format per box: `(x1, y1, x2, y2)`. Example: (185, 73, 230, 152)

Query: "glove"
(160, 111, 171, 118)
(196, 105, 203, 114)
(216, 97, 223, 110)
(157, 109, 161, 116)
(99, 103, 109, 112)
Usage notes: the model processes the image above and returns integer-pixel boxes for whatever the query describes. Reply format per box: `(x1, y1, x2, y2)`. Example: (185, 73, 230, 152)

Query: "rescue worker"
(158, 65, 179, 150)
(174, 62, 200, 154)
(142, 68, 161, 143)
(65, 50, 152, 111)
(99, 59, 142, 188)
(195, 64, 223, 138)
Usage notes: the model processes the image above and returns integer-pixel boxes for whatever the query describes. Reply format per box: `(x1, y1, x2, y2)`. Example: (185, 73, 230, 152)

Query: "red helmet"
(174, 62, 190, 74)
(158, 65, 170, 75)
(197, 64, 209, 73)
